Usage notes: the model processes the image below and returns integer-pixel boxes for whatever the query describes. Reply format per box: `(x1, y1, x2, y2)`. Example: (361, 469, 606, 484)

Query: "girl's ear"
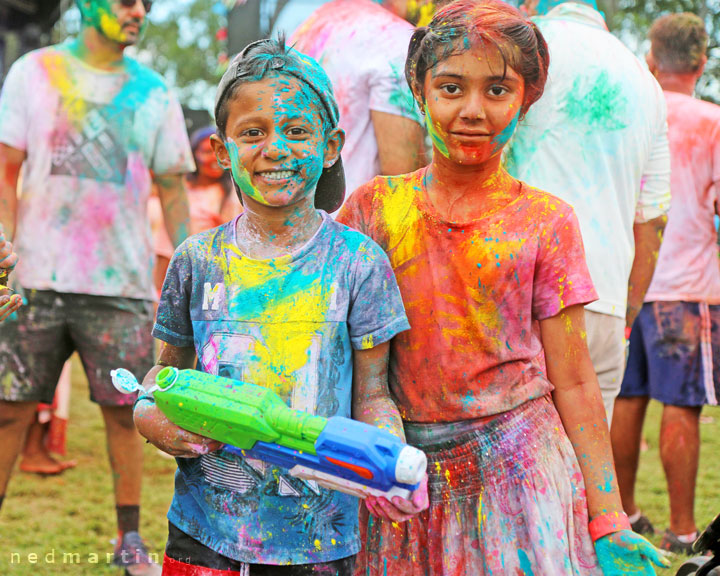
(323, 128, 345, 168)
(210, 134, 232, 171)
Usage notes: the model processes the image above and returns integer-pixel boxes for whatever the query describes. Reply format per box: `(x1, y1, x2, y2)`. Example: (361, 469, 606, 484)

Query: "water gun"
(111, 367, 427, 500)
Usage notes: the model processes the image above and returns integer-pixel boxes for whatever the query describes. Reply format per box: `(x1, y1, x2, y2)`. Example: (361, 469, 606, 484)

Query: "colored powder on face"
(424, 103, 450, 159)
(225, 140, 265, 204)
(491, 110, 520, 155)
(99, 11, 127, 43)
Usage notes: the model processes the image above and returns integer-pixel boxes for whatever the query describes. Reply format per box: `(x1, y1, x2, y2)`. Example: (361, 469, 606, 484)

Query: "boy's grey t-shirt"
(153, 211, 410, 564)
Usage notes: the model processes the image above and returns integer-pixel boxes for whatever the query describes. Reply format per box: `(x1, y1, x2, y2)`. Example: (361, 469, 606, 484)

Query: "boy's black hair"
(215, 36, 338, 139)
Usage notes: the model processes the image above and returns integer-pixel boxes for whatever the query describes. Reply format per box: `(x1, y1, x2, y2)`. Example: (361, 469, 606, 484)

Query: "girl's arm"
(133, 342, 223, 457)
(542, 305, 669, 574)
(351, 341, 405, 439)
(540, 304, 622, 519)
(351, 342, 428, 522)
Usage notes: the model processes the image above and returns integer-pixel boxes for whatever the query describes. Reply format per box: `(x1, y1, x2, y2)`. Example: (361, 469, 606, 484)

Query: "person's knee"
(0, 401, 39, 430)
(101, 405, 137, 432)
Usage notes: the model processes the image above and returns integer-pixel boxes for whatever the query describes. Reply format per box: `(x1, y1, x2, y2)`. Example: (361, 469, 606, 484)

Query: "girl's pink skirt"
(355, 396, 603, 576)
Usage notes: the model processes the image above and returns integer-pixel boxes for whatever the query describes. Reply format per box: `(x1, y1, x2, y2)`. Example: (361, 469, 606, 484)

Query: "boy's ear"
(323, 128, 345, 168)
(210, 134, 232, 171)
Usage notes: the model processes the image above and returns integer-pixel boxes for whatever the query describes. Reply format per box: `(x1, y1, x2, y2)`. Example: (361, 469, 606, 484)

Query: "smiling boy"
(133, 40, 421, 575)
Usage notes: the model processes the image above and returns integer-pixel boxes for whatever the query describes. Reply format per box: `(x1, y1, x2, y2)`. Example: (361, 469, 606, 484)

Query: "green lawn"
(0, 356, 718, 574)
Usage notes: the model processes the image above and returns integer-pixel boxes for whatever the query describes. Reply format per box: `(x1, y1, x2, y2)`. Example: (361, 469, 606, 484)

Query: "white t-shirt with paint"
(0, 44, 194, 300)
(291, 0, 422, 208)
(506, 3, 671, 319)
(645, 91, 720, 303)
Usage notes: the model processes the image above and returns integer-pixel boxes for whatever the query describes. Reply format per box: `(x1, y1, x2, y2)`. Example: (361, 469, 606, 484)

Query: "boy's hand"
(365, 474, 429, 522)
(594, 530, 671, 575)
(134, 400, 223, 458)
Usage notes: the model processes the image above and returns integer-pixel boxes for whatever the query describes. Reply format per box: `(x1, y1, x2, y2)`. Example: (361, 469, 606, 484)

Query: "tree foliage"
(599, 0, 720, 101)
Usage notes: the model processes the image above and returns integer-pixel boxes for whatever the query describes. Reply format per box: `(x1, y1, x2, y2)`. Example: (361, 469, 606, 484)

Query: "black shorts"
(164, 522, 356, 575)
(0, 289, 154, 406)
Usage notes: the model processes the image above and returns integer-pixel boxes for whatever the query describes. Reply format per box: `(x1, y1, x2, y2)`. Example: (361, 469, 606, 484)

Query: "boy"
(134, 39, 418, 575)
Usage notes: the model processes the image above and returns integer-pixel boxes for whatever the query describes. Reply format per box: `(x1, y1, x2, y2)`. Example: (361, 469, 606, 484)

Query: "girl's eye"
(488, 85, 509, 97)
(441, 84, 461, 95)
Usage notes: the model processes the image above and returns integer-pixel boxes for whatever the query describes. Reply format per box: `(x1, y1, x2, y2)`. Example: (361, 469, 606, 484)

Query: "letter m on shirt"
(202, 282, 224, 311)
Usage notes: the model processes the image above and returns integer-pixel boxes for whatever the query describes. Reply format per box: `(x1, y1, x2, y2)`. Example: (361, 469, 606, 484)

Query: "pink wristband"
(588, 512, 631, 541)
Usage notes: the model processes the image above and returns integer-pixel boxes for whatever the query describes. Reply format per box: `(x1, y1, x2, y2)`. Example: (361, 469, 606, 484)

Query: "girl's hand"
(594, 530, 671, 576)
(365, 474, 429, 523)
(133, 400, 223, 458)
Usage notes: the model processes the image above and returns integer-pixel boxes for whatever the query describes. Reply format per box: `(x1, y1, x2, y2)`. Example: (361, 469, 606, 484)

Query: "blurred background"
(1, 0, 718, 121)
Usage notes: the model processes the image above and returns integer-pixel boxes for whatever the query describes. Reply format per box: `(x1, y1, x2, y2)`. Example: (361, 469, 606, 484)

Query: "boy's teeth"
(261, 170, 293, 180)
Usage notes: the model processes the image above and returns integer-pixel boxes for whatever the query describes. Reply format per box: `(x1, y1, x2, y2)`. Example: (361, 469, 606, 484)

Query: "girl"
(338, 1, 668, 574)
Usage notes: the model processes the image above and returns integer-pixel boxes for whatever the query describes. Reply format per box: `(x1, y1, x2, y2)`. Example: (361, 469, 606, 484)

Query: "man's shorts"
(0, 289, 155, 406)
(619, 301, 720, 407)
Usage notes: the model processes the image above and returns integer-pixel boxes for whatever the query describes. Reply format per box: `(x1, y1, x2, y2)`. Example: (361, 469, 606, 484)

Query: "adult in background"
(612, 12, 720, 553)
(0, 1, 194, 574)
(506, 0, 671, 423)
(291, 0, 429, 210)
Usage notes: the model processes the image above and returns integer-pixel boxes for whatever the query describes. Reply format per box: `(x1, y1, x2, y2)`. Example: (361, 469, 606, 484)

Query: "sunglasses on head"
(118, 0, 152, 12)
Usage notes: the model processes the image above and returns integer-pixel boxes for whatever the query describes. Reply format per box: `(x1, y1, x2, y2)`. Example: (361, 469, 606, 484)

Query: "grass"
(0, 356, 718, 574)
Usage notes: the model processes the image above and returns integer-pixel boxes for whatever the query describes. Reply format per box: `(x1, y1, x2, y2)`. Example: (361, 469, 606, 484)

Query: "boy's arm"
(351, 341, 404, 440)
(134, 342, 223, 457)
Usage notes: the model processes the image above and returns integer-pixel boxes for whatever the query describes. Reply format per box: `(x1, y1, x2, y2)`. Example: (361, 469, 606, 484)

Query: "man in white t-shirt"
(0, 1, 194, 573)
(291, 0, 429, 210)
(506, 0, 671, 422)
(612, 13, 720, 553)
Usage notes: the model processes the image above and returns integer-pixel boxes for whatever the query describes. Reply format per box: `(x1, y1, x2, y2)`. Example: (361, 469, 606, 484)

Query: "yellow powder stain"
(378, 178, 424, 269)
(216, 243, 332, 399)
(41, 52, 87, 124)
(360, 334, 374, 350)
(331, 539, 336, 546)
(434, 461, 442, 474)
(99, 12, 127, 43)
(444, 468, 451, 484)
(314, 539, 322, 551)
(477, 490, 485, 538)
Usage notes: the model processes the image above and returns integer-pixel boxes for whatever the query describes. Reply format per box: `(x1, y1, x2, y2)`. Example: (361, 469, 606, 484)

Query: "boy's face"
(212, 75, 343, 210)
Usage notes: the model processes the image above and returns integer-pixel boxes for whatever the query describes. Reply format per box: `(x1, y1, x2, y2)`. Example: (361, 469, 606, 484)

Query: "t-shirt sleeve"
(367, 25, 421, 124)
(0, 57, 29, 151)
(152, 244, 195, 347)
(347, 237, 410, 350)
(636, 81, 671, 223)
(150, 92, 196, 175)
(532, 209, 598, 320)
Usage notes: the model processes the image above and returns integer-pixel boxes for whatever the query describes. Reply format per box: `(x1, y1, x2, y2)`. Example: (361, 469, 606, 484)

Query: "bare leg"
(611, 396, 649, 515)
(660, 404, 701, 535)
(101, 405, 143, 508)
(0, 401, 39, 499)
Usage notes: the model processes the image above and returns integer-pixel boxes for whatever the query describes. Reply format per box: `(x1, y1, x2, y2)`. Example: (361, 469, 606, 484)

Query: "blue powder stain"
(491, 111, 520, 155)
(518, 548, 534, 575)
(477, 263, 482, 268)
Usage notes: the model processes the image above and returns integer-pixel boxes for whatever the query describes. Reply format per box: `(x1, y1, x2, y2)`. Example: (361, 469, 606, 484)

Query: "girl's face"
(195, 138, 225, 181)
(212, 74, 342, 209)
(420, 44, 525, 166)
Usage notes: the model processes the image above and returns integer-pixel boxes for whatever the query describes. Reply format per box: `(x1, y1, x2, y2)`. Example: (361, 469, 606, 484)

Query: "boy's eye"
(286, 126, 308, 137)
(242, 128, 264, 138)
(440, 84, 461, 95)
(488, 85, 509, 97)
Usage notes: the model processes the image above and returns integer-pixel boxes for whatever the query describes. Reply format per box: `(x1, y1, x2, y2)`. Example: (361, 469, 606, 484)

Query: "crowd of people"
(0, 0, 718, 575)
